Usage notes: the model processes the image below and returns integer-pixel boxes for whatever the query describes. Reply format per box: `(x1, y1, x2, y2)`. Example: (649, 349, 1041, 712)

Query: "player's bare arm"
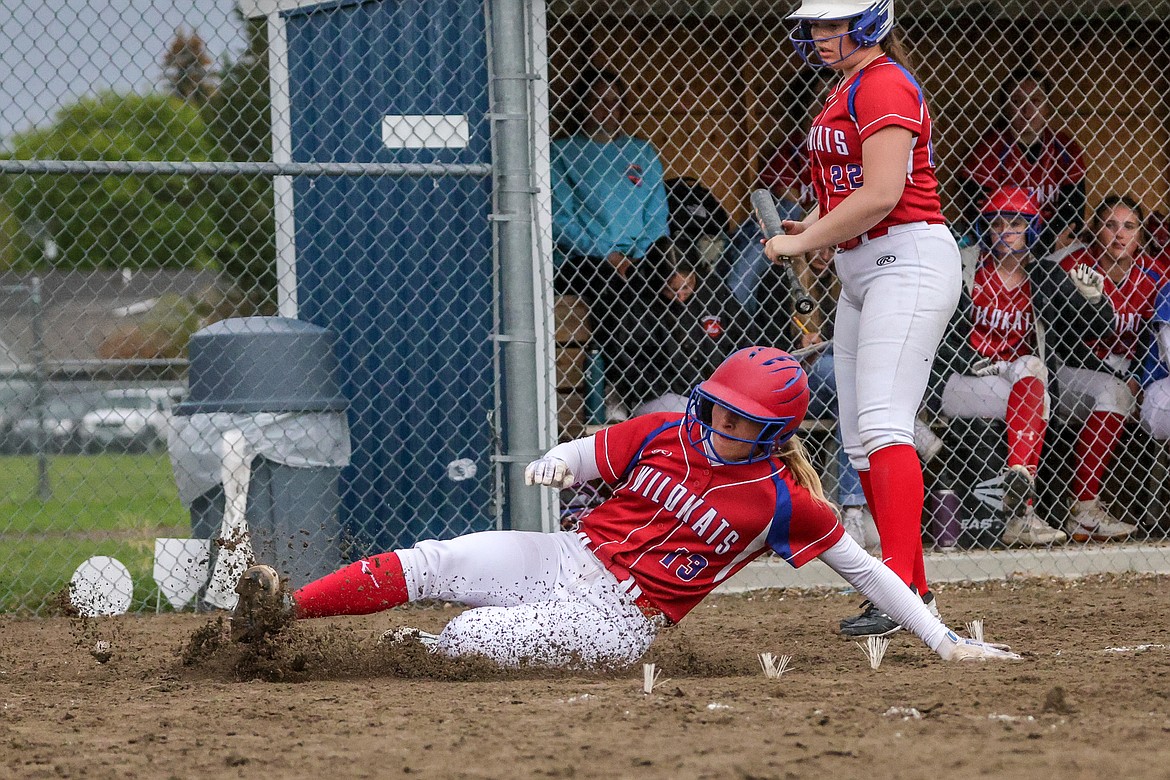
(764, 126, 914, 261)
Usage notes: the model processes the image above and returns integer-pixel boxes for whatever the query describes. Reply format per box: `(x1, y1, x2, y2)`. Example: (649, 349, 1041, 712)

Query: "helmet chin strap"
(816, 33, 868, 68)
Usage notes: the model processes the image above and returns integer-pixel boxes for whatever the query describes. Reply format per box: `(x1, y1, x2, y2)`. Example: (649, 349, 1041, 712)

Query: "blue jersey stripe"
(765, 470, 796, 562)
(617, 419, 684, 483)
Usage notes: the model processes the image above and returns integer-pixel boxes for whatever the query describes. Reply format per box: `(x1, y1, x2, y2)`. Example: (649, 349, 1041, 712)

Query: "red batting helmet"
(685, 346, 810, 463)
(978, 186, 1042, 250)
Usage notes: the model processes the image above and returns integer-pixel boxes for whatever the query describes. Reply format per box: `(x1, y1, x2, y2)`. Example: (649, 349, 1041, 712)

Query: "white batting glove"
(523, 457, 575, 488)
(969, 358, 1008, 377)
(940, 630, 1022, 662)
(1069, 264, 1105, 304)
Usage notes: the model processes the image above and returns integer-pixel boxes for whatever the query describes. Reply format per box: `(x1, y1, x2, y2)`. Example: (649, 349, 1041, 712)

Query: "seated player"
(940, 188, 1066, 546)
(232, 348, 1019, 669)
(1052, 196, 1158, 541)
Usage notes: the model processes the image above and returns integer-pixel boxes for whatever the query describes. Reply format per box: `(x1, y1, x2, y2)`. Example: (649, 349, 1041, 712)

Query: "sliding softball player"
(765, 0, 960, 636)
(231, 348, 1018, 669)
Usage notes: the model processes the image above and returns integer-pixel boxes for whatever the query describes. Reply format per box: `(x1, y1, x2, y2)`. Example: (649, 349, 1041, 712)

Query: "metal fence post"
(29, 275, 50, 501)
(490, 0, 544, 531)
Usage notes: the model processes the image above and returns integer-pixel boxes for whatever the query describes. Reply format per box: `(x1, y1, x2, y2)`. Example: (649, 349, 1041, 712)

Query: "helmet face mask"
(787, 1, 895, 67)
(683, 347, 809, 465)
(977, 187, 1042, 255)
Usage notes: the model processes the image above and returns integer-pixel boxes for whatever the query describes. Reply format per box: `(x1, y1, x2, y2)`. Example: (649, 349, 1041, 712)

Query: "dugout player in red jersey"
(230, 347, 1018, 669)
(960, 67, 1087, 254)
(1051, 196, 1158, 541)
(939, 188, 1066, 546)
(764, 1, 960, 637)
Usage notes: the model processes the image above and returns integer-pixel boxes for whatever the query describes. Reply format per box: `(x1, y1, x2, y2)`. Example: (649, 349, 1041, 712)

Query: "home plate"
(69, 556, 133, 617)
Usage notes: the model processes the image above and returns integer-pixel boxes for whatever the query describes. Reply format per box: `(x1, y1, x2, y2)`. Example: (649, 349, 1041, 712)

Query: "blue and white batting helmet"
(685, 347, 809, 464)
(787, 1, 895, 66)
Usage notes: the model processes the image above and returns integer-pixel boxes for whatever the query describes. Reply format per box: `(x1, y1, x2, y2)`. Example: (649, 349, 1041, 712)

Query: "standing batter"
(231, 348, 1017, 669)
(765, 0, 961, 636)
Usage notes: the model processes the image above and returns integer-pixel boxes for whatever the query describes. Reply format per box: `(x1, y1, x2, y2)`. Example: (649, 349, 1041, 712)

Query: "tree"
(203, 13, 277, 312)
(1, 92, 223, 272)
(163, 27, 217, 105)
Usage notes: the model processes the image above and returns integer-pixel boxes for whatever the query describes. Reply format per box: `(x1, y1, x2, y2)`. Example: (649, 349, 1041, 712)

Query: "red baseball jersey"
(807, 55, 944, 233)
(578, 413, 842, 624)
(969, 256, 1037, 361)
(1059, 249, 1158, 361)
(962, 129, 1085, 225)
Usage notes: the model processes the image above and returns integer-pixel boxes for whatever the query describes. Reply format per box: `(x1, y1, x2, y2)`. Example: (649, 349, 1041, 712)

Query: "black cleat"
(838, 591, 937, 638)
(231, 564, 283, 642)
(839, 600, 902, 637)
(1001, 464, 1034, 517)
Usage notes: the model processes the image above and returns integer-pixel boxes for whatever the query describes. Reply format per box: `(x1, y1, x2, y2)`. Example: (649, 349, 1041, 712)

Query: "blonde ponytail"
(775, 436, 832, 508)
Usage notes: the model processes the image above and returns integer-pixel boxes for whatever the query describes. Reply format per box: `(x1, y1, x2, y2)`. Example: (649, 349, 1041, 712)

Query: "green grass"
(0, 454, 190, 613)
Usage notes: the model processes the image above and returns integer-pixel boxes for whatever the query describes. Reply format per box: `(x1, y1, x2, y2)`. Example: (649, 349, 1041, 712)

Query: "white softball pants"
(396, 530, 658, 669)
(833, 223, 962, 470)
(1141, 379, 1170, 441)
(1054, 366, 1136, 420)
(941, 356, 1050, 420)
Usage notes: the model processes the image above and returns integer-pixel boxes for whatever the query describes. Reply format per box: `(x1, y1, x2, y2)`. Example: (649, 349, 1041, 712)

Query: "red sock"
(1073, 411, 1126, 501)
(292, 552, 410, 619)
(866, 444, 926, 593)
(858, 469, 877, 523)
(1006, 376, 1047, 475)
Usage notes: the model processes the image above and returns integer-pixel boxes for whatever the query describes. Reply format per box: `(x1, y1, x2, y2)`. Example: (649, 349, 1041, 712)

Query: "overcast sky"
(0, 0, 246, 149)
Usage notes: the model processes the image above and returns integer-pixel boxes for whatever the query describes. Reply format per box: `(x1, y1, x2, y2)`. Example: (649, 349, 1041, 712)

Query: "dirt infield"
(3, 574, 1170, 779)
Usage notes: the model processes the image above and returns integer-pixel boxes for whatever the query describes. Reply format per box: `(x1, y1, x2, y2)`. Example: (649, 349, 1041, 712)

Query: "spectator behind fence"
(959, 67, 1087, 255)
(1141, 274, 1170, 442)
(938, 187, 1066, 546)
(664, 176, 732, 279)
(728, 140, 815, 324)
(552, 66, 669, 311)
(1050, 195, 1159, 541)
(609, 240, 747, 417)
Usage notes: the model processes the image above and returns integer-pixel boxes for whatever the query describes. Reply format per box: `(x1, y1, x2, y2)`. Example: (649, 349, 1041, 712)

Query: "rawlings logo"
(701, 315, 723, 338)
(876, 255, 897, 266)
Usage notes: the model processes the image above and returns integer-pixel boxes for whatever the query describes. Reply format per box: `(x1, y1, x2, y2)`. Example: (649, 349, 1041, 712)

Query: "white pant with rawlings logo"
(397, 530, 658, 669)
(833, 223, 962, 470)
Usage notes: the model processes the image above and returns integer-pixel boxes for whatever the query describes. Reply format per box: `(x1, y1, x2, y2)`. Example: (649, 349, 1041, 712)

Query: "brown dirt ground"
(3, 574, 1170, 780)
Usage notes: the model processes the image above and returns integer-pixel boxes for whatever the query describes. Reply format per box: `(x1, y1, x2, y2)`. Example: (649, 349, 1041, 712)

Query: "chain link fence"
(1, 0, 1168, 613)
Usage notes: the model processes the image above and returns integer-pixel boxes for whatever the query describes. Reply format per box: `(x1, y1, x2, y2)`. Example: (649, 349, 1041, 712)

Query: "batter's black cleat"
(839, 591, 938, 638)
(839, 600, 901, 637)
(231, 564, 283, 643)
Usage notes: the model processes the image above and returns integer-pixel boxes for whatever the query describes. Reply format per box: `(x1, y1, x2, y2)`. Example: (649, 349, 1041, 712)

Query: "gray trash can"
(169, 317, 351, 595)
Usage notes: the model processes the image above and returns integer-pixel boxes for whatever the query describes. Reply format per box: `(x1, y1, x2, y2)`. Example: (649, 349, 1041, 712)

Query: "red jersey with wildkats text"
(1059, 249, 1158, 362)
(578, 413, 843, 624)
(969, 255, 1037, 361)
(807, 55, 945, 233)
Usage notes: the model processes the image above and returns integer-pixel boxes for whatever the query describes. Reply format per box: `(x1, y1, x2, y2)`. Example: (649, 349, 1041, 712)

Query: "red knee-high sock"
(1006, 376, 1047, 475)
(866, 445, 926, 594)
(858, 469, 877, 523)
(1073, 411, 1126, 501)
(292, 552, 410, 619)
